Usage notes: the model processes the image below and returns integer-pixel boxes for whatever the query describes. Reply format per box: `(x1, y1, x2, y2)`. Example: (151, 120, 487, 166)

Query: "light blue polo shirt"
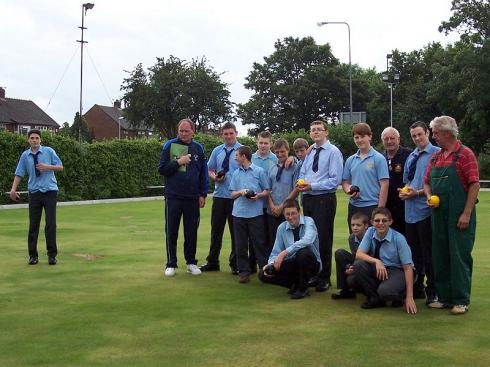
(268, 215, 322, 271)
(14, 145, 62, 193)
(252, 151, 278, 208)
(403, 143, 440, 223)
(358, 227, 413, 269)
(268, 162, 297, 215)
(252, 151, 278, 172)
(299, 140, 343, 195)
(229, 164, 270, 218)
(207, 141, 242, 199)
(342, 147, 389, 207)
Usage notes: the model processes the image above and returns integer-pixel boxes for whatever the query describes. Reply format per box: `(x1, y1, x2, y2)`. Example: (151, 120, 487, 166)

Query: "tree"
(121, 56, 234, 138)
(238, 37, 355, 134)
(69, 113, 92, 143)
(439, 0, 490, 44)
(437, 0, 490, 152)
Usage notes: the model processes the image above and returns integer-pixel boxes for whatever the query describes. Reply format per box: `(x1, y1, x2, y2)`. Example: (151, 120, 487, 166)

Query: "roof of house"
(0, 97, 59, 127)
(88, 104, 152, 132)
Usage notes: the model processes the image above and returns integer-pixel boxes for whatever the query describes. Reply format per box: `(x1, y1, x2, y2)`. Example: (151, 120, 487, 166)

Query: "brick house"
(0, 87, 60, 134)
(84, 101, 153, 140)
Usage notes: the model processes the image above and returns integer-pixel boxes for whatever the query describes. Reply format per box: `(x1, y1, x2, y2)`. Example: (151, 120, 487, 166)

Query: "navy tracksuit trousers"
(165, 197, 200, 268)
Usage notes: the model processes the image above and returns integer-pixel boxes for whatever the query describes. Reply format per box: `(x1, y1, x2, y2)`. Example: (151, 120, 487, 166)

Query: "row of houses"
(0, 87, 152, 140)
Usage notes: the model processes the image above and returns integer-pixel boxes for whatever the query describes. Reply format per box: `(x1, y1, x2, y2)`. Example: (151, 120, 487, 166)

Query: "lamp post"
(381, 54, 400, 127)
(317, 21, 352, 123)
(77, 3, 95, 142)
(118, 116, 124, 140)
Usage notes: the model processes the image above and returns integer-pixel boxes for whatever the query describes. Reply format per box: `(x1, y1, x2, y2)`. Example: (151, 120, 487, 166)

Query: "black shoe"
(28, 257, 39, 265)
(199, 263, 220, 272)
(230, 268, 239, 275)
(287, 284, 298, 295)
(391, 300, 404, 307)
(315, 279, 331, 292)
(48, 257, 57, 265)
(331, 289, 356, 300)
(290, 289, 310, 300)
(307, 276, 319, 288)
(361, 298, 386, 309)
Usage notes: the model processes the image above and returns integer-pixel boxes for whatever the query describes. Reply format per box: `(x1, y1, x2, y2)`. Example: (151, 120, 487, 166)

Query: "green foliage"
(439, 0, 490, 44)
(121, 56, 234, 138)
(238, 36, 348, 133)
(70, 112, 93, 143)
(0, 130, 162, 204)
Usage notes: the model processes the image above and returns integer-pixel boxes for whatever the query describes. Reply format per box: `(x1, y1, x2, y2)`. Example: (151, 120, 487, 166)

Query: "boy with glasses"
(350, 208, 417, 314)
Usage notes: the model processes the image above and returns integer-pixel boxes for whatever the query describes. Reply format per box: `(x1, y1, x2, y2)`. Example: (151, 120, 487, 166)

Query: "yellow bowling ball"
(400, 185, 410, 194)
(296, 178, 307, 187)
(429, 195, 440, 207)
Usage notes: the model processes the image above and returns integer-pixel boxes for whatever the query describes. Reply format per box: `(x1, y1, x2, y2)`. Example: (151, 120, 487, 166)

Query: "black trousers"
(259, 248, 320, 291)
(234, 215, 269, 274)
(386, 198, 406, 235)
(406, 217, 435, 297)
(165, 197, 200, 268)
(205, 197, 236, 269)
(267, 214, 285, 250)
(347, 203, 377, 233)
(28, 191, 58, 258)
(349, 260, 406, 301)
(335, 249, 355, 290)
(303, 193, 336, 281)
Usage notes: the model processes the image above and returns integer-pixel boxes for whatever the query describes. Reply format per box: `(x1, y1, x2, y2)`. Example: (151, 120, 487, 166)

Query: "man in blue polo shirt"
(230, 146, 270, 284)
(259, 199, 321, 299)
(159, 118, 209, 277)
(342, 123, 389, 230)
(10, 129, 63, 265)
(200, 122, 242, 274)
(350, 207, 417, 314)
(399, 121, 440, 303)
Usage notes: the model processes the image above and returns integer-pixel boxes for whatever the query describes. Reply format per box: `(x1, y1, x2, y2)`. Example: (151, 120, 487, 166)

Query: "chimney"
(114, 100, 121, 109)
(0, 87, 5, 99)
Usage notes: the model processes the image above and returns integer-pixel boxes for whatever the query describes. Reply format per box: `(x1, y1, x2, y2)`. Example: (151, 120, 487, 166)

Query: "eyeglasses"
(310, 128, 326, 133)
(373, 218, 389, 223)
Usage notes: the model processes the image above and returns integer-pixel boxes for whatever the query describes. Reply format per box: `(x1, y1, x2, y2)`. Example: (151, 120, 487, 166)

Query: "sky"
(1, 0, 459, 134)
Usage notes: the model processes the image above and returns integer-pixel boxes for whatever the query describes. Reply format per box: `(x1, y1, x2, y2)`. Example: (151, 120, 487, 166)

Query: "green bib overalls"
(429, 146, 476, 306)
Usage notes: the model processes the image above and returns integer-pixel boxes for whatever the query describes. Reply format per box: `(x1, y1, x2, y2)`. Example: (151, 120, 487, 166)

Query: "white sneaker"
(187, 264, 202, 275)
(451, 305, 469, 315)
(427, 297, 446, 309)
(165, 267, 176, 277)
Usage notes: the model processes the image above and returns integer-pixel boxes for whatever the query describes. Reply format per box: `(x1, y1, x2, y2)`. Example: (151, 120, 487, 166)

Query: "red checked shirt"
(424, 140, 479, 192)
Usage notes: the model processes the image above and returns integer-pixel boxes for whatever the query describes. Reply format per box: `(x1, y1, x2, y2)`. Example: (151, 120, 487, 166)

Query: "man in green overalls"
(423, 116, 480, 315)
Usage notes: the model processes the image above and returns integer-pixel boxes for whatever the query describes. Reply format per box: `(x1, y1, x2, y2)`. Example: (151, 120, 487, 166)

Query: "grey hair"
(381, 127, 400, 140)
(429, 116, 459, 138)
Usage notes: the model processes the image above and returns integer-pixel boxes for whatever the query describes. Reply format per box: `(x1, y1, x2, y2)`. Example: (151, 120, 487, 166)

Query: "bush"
(0, 126, 414, 205)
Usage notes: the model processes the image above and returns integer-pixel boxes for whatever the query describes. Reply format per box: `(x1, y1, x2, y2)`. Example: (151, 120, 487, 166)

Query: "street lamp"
(118, 116, 124, 140)
(77, 3, 95, 142)
(317, 21, 352, 123)
(381, 54, 400, 127)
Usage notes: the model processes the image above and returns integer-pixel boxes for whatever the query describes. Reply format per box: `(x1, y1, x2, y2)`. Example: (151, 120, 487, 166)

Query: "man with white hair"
(381, 127, 411, 235)
(423, 116, 480, 315)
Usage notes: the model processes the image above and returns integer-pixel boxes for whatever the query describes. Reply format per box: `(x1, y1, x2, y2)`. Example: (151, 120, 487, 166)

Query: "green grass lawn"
(1, 193, 489, 367)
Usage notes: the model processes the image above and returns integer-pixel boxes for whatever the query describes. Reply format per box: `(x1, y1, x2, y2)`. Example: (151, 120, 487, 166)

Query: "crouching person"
(350, 208, 417, 314)
(259, 199, 321, 299)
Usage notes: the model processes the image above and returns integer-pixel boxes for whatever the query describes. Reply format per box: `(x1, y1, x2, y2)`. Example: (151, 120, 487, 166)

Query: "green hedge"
(0, 125, 383, 205)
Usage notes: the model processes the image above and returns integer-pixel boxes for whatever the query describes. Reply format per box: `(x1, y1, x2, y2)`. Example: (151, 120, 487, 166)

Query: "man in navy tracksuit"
(158, 119, 209, 277)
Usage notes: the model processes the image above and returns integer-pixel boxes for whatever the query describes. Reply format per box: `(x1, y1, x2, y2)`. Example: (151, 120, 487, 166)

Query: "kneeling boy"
(350, 208, 417, 314)
(259, 199, 321, 299)
(331, 212, 369, 299)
